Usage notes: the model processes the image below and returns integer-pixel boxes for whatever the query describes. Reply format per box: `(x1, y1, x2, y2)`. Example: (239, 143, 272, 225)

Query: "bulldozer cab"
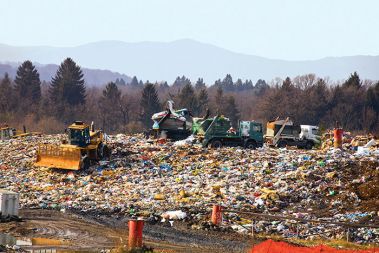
(68, 122, 91, 147)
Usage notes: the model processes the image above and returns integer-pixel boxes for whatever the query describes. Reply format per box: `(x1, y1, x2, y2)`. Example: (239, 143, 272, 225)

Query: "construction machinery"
(195, 115, 264, 149)
(151, 101, 193, 140)
(0, 125, 14, 140)
(35, 121, 110, 170)
(0, 124, 37, 140)
(265, 118, 320, 149)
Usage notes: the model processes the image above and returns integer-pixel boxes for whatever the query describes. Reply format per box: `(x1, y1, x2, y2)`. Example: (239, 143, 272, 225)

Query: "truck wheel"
(305, 141, 314, 150)
(81, 156, 90, 170)
(211, 140, 222, 149)
(245, 141, 257, 149)
(277, 140, 287, 148)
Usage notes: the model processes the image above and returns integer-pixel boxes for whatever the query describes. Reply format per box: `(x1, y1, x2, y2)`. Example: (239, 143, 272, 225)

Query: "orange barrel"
(211, 205, 223, 225)
(333, 128, 343, 148)
(128, 219, 144, 249)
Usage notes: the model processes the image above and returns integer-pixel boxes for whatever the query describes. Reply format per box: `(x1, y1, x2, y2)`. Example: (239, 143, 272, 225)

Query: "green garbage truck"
(193, 115, 263, 149)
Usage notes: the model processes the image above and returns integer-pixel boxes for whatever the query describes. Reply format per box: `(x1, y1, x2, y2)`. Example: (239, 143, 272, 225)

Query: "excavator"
(35, 121, 110, 170)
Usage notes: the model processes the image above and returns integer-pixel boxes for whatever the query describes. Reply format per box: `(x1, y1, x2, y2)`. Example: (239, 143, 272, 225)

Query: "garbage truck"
(193, 115, 264, 149)
(265, 118, 320, 149)
(151, 101, 193, 140)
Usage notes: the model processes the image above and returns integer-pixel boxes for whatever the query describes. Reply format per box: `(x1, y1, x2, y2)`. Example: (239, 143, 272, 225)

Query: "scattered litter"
(0, 133, 378, 243)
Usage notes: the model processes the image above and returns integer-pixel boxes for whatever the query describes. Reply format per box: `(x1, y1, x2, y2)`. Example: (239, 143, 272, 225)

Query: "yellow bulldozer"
(0, 124, 38, 140)
(0, 125, 14, 140)
(35, 121, 111, 170)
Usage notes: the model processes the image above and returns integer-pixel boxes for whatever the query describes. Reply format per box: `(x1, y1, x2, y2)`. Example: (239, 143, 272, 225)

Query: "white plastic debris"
(173, 135, 195, 146)
(161, 210, 187, 220)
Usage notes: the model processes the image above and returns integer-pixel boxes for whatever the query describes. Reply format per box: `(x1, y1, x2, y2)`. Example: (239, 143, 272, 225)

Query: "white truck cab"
(300, 125, 321, 144)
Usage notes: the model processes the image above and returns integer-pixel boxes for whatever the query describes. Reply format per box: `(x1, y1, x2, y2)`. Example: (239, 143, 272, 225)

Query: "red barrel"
(333, 128, 343, 148)
(211, 205, 223, 225)
(128, 219, 144, 249)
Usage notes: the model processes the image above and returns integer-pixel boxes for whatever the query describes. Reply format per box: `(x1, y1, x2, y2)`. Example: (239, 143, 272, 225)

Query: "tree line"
(0, 58, 378, 134)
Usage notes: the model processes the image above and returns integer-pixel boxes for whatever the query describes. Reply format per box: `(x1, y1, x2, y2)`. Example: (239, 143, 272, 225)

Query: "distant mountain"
(0, 62, 131, 86)
(1, 39, 379, 83)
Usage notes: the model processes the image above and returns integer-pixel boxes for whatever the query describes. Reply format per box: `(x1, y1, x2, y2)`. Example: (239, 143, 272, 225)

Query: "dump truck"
(35, 121, 110, 170)
(194, 115, 264, 149)
(151, 101, 194, 140)
(265, 118, 320, 149)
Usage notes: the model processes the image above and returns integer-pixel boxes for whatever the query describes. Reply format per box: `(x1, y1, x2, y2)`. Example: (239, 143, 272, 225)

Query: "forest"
(0, 58, 379, 135)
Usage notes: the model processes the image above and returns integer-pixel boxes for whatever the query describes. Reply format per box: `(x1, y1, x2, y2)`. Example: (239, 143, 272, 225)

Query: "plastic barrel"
(128, 219, 144, 249)
(333, 128, 343, 148)
(211, 205, 223, 225)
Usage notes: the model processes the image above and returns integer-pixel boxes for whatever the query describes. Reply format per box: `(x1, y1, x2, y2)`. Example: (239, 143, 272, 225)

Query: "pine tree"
(130, 76, 139, 87)
(178, 83, 197, 113)
(214, 79, 222, 87)
(160, 81, 169, 89)
(195, 78, 206, 90)
(254, 79, 269, 96)
(243, 79, 254, 90)
(115, 78, 126, 86)
(281, 77, 293, 91)
(49, 58, 86, 108)
(327, 73, 365, 130)
(14, 60, 41, 111)
(343, 72, 361, 89)
(0, 73, 13, 114)
(235, 78, 243, 91)
(224, 95, 240, 127)
(222, 74, 234, 91)
(103, 82, 121, 101)
(197, 88, 209, 116)
(99, 82, 122, 132)
(172, 75, 191, 89)
(215, 85, 224, 114)
(366, 82, 379, 113)
(140, 82, 161, 128)
(119, 78, 126, 86)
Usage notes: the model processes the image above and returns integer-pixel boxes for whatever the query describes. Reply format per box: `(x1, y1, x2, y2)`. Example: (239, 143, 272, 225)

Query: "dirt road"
(0, 209, 253, 252)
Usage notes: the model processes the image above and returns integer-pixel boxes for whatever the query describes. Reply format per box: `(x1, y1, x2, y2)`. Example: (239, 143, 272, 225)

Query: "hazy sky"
(1, 0, 378, 60)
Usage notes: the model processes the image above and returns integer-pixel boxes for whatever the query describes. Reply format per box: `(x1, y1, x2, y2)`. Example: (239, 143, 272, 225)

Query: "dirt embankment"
(1, 209, 253, 252)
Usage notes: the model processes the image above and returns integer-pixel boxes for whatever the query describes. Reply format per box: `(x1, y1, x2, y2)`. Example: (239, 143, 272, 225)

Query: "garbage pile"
(0, 134, 378, 244)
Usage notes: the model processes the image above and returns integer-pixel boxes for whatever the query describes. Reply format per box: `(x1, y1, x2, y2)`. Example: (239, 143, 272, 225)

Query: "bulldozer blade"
(35, 144, 82, 170)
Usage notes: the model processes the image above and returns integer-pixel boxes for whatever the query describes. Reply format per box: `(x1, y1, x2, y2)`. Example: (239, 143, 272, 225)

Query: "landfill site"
(0, 107, 379, 253)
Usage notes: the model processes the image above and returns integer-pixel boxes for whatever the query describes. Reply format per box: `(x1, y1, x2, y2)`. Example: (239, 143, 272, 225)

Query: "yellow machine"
(0, 125, 34, 140)
(0, 126, 14, 140)
(35, 121, 110, 170)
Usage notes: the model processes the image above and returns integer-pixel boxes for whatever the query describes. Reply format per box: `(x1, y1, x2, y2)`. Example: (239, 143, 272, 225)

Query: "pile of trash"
(0, 134, 378, 244)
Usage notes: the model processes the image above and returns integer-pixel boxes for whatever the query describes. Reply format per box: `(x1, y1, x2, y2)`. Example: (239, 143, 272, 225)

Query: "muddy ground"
(0, 209, 255, 252)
